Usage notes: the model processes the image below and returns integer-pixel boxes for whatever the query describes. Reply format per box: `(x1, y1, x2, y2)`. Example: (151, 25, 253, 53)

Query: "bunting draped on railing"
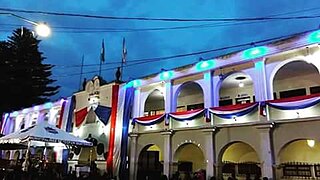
(132, 114, 165, 126)
(264, 94, 320, 110)
(209, 102, 258, 119)
(168, 109, 205, 121)
(94, 105, 112, 125)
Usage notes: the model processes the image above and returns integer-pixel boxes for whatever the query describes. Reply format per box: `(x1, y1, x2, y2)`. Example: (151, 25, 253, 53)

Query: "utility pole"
(79, 55, 84, 90)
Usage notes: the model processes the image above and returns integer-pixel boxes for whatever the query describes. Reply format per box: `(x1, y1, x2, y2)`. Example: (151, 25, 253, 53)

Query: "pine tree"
(0, 27, 59, 113)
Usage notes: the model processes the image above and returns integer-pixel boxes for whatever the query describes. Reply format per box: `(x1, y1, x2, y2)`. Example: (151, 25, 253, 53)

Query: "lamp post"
(0, 12, 51, 37)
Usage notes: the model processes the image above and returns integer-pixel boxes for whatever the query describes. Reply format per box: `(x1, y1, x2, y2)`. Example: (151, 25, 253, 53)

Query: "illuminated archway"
(137, 144, 163, 180)
(13, 151, 20, 160)
(218, 72, 254, 106)
(144, 89, 165, 116)
(278, 139, 320, 178)
(78, 147, 97, 165)
(175, 82, 204, 112)
(279, 139, 320, 163)
(219, 142, 260, 179)
(272, 61, 320, 99)
(4, 151, 10, 160)
(173, 143, 205, 173)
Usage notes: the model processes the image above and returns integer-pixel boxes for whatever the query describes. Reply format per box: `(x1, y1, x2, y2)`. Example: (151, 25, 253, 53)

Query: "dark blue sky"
(0, 1, 319, 100)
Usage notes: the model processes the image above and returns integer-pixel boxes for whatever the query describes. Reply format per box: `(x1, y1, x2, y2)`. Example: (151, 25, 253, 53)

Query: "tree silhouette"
(0, 27, 59, 113)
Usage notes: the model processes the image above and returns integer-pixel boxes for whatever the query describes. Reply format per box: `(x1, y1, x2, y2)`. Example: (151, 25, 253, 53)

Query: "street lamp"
(0, 13, 51, 37)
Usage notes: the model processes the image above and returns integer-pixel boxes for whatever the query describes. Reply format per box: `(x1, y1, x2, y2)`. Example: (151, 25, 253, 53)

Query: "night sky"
(0, 1, 319, 100)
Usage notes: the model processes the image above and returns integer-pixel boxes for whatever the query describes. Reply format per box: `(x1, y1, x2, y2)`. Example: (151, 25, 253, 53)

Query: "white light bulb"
(307, 140, 315, 148)
(35, 23, 51, 37)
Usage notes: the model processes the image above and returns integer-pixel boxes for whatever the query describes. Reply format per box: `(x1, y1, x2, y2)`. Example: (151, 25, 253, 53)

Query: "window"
(219, 99, 233, 106)
(235, 96, 250, 104)
(279, 88, 306, 99)
(187, 103, 204, 111)
(310, 86, 320, 94)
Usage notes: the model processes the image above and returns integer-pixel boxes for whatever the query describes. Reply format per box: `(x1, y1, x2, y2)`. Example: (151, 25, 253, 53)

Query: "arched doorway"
(78, 147, 97, 165)
(13, 151, 20, 160)
(4, 151, 10, 160)
(220, 142, 260, 179)
(144, 89, 165, 116)
(173, 143, 205, 178)
(273, 61, 320, 99)
(176, 82, 204, 112)
(137, 144, 163, 180)
(219, 72, 254, 106)
(278, 139, 320, 179)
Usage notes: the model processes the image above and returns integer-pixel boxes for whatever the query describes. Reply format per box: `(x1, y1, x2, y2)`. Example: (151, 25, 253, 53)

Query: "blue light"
(195, 60, 215, 71)
(160, 71, 174, 81)
(255, 61, 264, 70)
(12, 111, 19, 117)
(308, 30, 320, 43)
(44, 102, 53, 109)
(33, 106, 39, 111)
(242, 46, 268, 60)
(126, 79, 141, 88)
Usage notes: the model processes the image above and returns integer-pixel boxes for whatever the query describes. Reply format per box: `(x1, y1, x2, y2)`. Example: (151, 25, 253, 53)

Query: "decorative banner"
(1, 113, 10, 135)
(132, 114, 165, 126)
(209, 102, 258, 119)
(65, 96, 76, 132)
(265, 94, 320, 110)
(169, 109, 205, 121)
(94, 105, 112, 125)
(107, 84, 120, 175)
(74, 107, 88, 127)
(57, 100, 67, 129)
(119, 87, 135, 180)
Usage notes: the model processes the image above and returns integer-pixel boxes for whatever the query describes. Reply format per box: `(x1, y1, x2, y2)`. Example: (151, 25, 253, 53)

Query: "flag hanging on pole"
(122, 38, 127, 64)
(100, 39, 105, 63)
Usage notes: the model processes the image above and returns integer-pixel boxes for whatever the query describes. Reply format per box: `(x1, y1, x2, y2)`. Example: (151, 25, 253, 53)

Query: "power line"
(52, 27, 317, 78)
(1, 7, 320, 22)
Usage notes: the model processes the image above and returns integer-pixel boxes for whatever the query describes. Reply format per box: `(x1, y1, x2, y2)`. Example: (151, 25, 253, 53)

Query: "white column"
(132, 88, 142, 117)
(164, 81, 173, 128)
(161, 131, 173, 178)
(164, 81, 174, 113)
(129, 133, 138, 180)
(212, 76, 220, 107)
(203, 71, 214, 108)
(202, 128, 216, 179)
(256, 124, 274, 179)
(253, 59, 268, 102)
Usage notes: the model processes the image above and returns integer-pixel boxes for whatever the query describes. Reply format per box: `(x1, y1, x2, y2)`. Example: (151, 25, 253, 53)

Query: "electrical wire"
(51, 27, 317, 78)
(1, 7, 320, 22)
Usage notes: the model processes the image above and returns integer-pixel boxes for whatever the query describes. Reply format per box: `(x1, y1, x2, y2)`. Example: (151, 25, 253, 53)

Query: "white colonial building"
(127, 29, 320, 180)
(2, 29, 320, 180)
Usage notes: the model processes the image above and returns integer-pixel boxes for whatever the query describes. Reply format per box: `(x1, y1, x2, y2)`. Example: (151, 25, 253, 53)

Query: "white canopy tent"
(0, 121, 92, 171)
(0, 121, 92, 147)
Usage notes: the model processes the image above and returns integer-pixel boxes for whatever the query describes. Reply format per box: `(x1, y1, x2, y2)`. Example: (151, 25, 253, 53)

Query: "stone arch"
(173, 81, 204, 111)
(143, 89, 165, 116)
(278, 138, 320, 163)
(78, 146, 97, 164)
(270, 58, 320, 99)
(4, 151, 10, 160)
(218, 141, 260, 179)
(217, 71, 254, 106)
(173, 143, 205, 173)
(13, 151, 20, 160)
(137, 144, 163, 180)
